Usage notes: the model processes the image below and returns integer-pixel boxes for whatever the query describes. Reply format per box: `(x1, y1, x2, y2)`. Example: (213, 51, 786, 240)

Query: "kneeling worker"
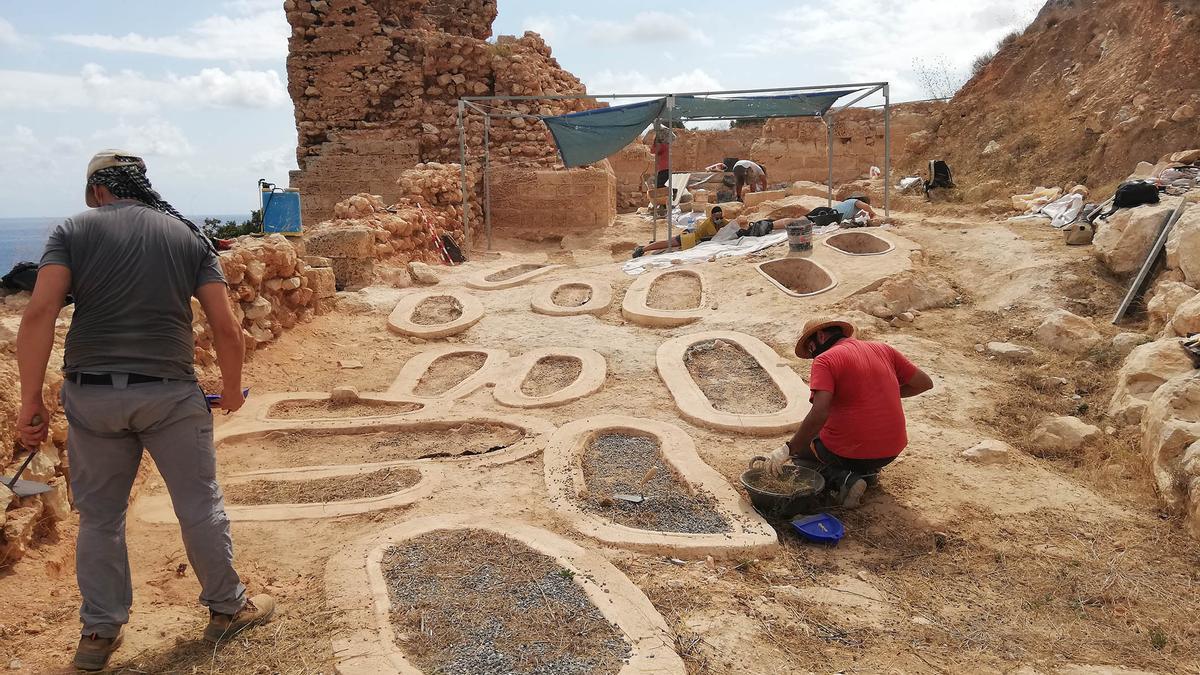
(764, 318, 933, 507)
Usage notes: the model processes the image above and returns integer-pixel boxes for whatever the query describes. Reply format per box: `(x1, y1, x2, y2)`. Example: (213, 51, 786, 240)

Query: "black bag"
(1, 261, 38, 292)
(735, 220, 775, 238)
(925, 160, 955, 195)
(440, 234, 466, 263)
(1102, 181, 1160, 218)
(806, 207, 842, 227)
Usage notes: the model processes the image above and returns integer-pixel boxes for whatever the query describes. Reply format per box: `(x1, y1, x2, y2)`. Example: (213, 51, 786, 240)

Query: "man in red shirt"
(651, 130, 671, 188)
(765, 318, 933, 507)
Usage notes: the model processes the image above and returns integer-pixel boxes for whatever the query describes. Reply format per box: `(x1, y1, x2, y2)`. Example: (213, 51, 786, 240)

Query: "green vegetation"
(202, 209, 262, 240)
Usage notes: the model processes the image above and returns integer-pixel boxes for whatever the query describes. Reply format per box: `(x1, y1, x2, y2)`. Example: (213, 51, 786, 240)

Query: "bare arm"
(900, 368, 933, 398)
(16, 265, 71, 447)
(196, 282, 245, 412)
(785, 390, 833, 457)
(858, 201, 878, 218)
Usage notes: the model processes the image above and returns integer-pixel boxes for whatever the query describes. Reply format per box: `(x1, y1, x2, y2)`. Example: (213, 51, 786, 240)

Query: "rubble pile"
(0, 324, 69, 565)
(303, 163, 472, 285)
(286, 0, 595, 226)
(194, 235, 328, 367)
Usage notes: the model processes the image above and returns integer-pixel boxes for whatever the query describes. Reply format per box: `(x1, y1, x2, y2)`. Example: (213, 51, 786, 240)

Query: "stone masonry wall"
(286, 0, 596, 230)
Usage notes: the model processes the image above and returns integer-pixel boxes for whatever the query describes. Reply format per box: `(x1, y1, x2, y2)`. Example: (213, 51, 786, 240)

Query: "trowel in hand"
(3, 415, 52, 498)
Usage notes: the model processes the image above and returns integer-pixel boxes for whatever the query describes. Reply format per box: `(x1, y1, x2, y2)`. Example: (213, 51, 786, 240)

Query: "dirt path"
(3, 209, 1198, 674)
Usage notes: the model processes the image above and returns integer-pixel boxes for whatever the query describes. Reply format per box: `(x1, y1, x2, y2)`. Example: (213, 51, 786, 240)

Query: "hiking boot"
(837, 475, 868, 509)
(204, 594, 276, 644)
(632, 245, 645, 259)
(74, 630, 123, 672)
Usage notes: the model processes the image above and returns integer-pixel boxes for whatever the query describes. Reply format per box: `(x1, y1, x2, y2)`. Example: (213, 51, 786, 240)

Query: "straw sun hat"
(794, 317, 857, 359)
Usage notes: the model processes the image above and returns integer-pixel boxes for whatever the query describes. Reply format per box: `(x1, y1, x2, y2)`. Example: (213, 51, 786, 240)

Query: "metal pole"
(665, 95, 674, 251)
(462, 81, 890, 102)
(883, 83, 891, 219)
(826, 117, 834, 208)
(483, 114, 493, 250)
(457, 100, 470, 248)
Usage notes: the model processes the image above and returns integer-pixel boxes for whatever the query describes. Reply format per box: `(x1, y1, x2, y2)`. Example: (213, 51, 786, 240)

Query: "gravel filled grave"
(413, 352, 488, 396)
(580, 432, 730, 534)
(520, 356, 583, 397)
(551, 283, 593, 307)
(228, 423, 525, 468)
(411, 296, 464, 325)
(267, 399, 422, 420)
(224, 467, 421, 505)
(485, 263, 545, 282)
(383, 529, 630, 675)
(645, 271, 701, 311)
(684, 339, 787, 414)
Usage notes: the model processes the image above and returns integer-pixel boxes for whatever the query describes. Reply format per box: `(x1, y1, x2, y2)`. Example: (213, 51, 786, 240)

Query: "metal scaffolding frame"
(456, 82, 891, 250)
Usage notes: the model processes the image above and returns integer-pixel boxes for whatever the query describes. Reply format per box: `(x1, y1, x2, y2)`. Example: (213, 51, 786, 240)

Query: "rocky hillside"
(914, 0, 1200, 195)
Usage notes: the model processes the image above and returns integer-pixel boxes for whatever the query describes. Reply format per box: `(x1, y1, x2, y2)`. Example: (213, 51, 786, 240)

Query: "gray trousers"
(62, 377, 246, 638)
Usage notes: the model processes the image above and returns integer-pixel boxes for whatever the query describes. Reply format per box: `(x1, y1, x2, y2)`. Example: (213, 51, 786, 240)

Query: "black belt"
(69, 373, 173, 385)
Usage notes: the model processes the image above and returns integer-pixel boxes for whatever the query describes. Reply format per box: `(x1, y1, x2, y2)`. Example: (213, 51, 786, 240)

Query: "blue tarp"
(542, 90, 860, 167)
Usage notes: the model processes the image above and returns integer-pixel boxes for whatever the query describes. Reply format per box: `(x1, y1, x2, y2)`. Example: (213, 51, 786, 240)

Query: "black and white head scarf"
(87, 158, 216, 252)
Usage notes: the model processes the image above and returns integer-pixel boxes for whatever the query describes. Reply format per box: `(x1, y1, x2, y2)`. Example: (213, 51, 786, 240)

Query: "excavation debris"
(224, 467, 421, 505)
(684, 339, 786, 414)
(581, 433, 729, 534)
(382, 529, 630, 675)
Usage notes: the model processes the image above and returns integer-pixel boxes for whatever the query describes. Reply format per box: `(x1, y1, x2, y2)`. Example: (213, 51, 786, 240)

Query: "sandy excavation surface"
(413, 351, 487, 396)
(485, 263, 545, 282)
(6, 209, 1200, 674)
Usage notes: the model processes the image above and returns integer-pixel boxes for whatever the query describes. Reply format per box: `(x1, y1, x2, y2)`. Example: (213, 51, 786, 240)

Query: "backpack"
(440, 234, 466, 263)
(925, 160, 955, 195)
(1101, 181, 1160, 218)
(806, 207, 843, 227)
(1, 261, 38, 292)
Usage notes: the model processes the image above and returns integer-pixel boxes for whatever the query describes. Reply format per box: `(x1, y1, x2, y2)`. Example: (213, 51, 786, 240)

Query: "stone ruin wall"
(285, 0, 608, 243)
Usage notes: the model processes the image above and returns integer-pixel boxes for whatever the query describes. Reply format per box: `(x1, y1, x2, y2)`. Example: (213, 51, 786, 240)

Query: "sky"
(0, 0, 1043, 218)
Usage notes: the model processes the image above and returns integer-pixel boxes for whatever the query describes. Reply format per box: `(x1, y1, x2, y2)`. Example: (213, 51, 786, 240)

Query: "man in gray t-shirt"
(15, 150, 275, 671)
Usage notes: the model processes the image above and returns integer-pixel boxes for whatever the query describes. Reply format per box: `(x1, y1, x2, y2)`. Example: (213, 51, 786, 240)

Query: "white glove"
(765, 444, 792, 477)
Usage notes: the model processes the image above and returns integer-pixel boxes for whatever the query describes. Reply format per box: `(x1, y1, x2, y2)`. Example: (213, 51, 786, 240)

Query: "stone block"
(305, 226, 376, 259)
(304, 266, 337, 298)
(330, 257, 375, 289)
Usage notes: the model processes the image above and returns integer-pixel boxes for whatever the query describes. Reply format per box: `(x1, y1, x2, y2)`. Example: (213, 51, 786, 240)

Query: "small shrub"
(971, 50, 996, 77)
(202, 210, 262, 240)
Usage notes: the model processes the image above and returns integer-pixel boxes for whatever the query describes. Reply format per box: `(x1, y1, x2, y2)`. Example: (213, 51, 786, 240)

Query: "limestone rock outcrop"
(1033, 310, 1102, 353)
(1094, 202, 1178, 276)
(1030, 416, 1101, 455)
(1141, 371, 1200, 538)
(1147, 280, 1197, 334)
(1109, 339, 1193, 425)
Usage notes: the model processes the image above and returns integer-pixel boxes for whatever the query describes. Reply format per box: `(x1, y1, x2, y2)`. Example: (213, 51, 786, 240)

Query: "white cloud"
(731, 0, 1043, 100)
(586, 68, 724, 96)
(93, 118, 195, 158)
(249, 143, 299, 178)
(54, 4, 286, 61)
(0, 125, 86, 178)
(0, 64, 288, 113)
(520, 11, 712, 48)
(0, 17, 34, 50)
(586, 11, 712, 46)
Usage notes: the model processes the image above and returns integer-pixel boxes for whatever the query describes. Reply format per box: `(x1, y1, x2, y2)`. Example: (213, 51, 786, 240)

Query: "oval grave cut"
(553, 283, 593, 307)
(583, 431, 730, 534)
(224, 467, 421, 506)
(521, 355, 583, 397)
(410, 295, 462, 325)
(756, 257, 837, 298)
(485, 263, 546, 282)
(382, 528, 632, 675)
(542, 415, 776, 557)
(684, 338, 786, 415)
(266, 398, 423, 420)
(218, 421, 527, 472)
(647, 270, 702, 311)
(825, 231, 894, 256)
(657, 331, 810, 436)
(414, 351, 488, 397)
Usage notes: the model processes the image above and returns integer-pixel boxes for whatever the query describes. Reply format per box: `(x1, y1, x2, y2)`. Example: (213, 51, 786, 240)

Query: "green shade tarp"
(542, 89, 860, 167)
